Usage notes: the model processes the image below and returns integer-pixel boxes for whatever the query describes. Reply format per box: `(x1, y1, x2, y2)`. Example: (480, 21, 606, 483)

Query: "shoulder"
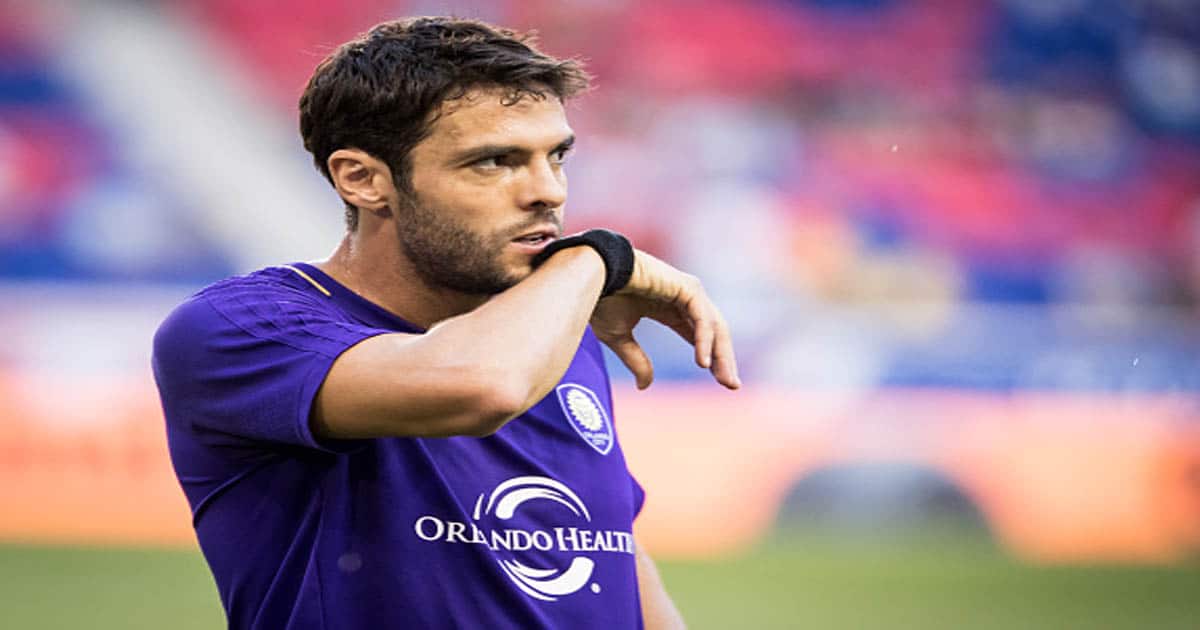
(155, 267, 314, 341)
(196, 266, 342, 338)
(152, 266, 351, 373)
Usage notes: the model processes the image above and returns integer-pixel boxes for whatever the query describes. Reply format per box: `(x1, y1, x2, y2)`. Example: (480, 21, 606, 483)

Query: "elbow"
(458, 376, 533, 438)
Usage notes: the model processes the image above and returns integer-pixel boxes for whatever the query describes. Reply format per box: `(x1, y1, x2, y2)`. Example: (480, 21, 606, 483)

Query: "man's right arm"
(313, 245, 739, 441)
(312, 246, 606, 440)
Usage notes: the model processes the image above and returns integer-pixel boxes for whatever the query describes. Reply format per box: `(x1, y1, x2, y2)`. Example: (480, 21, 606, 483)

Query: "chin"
(506, 265, 534, 285)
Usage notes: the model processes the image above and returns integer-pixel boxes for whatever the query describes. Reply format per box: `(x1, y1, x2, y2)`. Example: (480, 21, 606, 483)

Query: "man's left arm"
(636, 539, 687, 630)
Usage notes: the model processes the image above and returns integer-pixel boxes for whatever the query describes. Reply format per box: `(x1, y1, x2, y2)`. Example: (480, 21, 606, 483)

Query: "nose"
(516, 158, 566, 211)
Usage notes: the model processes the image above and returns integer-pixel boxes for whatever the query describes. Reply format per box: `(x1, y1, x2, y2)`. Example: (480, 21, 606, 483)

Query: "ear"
(327, 149, 396, 212)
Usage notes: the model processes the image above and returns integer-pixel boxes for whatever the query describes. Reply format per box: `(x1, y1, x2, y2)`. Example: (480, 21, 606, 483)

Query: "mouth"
(510, 227, 560, 251)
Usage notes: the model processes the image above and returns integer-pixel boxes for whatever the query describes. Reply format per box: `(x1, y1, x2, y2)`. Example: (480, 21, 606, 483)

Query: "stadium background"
(2, 0, 1199, 627)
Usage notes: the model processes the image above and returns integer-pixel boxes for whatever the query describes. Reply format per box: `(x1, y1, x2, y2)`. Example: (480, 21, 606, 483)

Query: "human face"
(398, 87, 574, 295)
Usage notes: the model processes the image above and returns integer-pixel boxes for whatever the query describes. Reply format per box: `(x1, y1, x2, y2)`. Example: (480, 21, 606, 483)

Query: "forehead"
(422, 87, 572, 153)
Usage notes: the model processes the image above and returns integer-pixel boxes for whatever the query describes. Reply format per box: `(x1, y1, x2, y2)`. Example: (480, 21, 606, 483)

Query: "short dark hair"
(299, 16, 590, 230)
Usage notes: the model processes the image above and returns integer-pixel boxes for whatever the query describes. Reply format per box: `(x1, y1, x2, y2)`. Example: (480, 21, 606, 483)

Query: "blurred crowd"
(2, 0, 1198, 390)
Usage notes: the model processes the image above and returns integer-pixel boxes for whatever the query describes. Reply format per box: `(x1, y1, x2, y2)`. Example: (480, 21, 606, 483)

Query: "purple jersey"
(151, 263, 645, 629)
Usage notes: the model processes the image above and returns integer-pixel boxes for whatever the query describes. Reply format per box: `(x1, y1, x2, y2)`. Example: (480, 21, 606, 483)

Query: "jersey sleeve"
(152, 280, 389, 452)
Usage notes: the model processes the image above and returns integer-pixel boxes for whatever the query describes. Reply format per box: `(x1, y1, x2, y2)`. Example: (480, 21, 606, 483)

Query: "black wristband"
(531, 228, 635, 297)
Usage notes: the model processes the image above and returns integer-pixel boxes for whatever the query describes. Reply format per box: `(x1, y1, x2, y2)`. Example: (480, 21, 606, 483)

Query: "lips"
(511, 226, 560, 247)
(513, 232, 554, 246)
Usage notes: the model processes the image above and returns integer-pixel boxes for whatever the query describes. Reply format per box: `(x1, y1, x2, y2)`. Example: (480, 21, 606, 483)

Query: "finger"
(664, 318, 695, 345)
(685, 298, 715, 369)
(709, 317, 740, 389)
(608, 334, 655, 390)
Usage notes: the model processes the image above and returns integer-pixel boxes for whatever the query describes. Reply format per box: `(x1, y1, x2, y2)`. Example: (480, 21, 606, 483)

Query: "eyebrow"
(451, 134, 575, 165)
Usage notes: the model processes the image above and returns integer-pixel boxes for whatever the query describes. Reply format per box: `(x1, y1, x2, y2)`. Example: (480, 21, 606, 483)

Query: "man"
(152, 16, 738, 630)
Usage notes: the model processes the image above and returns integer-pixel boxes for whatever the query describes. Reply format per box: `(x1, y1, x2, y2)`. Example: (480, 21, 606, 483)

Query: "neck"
(313, 228, 489, 330)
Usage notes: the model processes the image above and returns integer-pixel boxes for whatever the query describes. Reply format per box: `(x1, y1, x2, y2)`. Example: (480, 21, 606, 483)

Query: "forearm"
(637, 542, 686, 630)
(421, 246, 605, 416)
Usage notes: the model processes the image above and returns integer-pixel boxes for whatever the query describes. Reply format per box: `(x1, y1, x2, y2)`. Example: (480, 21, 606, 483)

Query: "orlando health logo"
(555, 383, 613, 455)
(413, 476, 634, 601)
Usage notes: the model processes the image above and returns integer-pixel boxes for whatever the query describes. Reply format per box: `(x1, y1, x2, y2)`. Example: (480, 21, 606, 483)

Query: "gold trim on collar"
(282, 265, 332, 297)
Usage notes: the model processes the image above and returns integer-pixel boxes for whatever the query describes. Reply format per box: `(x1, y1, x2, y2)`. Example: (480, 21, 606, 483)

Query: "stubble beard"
(394, 193, 525, 296)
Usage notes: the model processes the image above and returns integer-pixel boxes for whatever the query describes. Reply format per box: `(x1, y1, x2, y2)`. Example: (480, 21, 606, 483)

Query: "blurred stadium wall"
(2, 0, 1199, 563)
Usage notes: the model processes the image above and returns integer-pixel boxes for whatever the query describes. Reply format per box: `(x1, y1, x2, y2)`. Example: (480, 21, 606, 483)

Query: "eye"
(471, 154, 508, 170)
(550, 146, 572, 165)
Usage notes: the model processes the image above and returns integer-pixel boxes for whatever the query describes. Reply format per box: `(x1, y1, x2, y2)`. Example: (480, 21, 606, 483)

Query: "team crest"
(554, 384, 614, 455)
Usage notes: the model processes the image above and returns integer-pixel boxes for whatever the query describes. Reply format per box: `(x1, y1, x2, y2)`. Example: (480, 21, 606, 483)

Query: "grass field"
(1, 532, 1197, 629)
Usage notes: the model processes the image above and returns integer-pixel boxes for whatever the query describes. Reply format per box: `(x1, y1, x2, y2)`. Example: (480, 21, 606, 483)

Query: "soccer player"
(152, 16, 738, 630)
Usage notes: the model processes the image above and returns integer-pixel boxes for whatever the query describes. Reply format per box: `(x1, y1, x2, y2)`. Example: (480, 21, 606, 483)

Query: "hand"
(590, 250, 740, 390)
